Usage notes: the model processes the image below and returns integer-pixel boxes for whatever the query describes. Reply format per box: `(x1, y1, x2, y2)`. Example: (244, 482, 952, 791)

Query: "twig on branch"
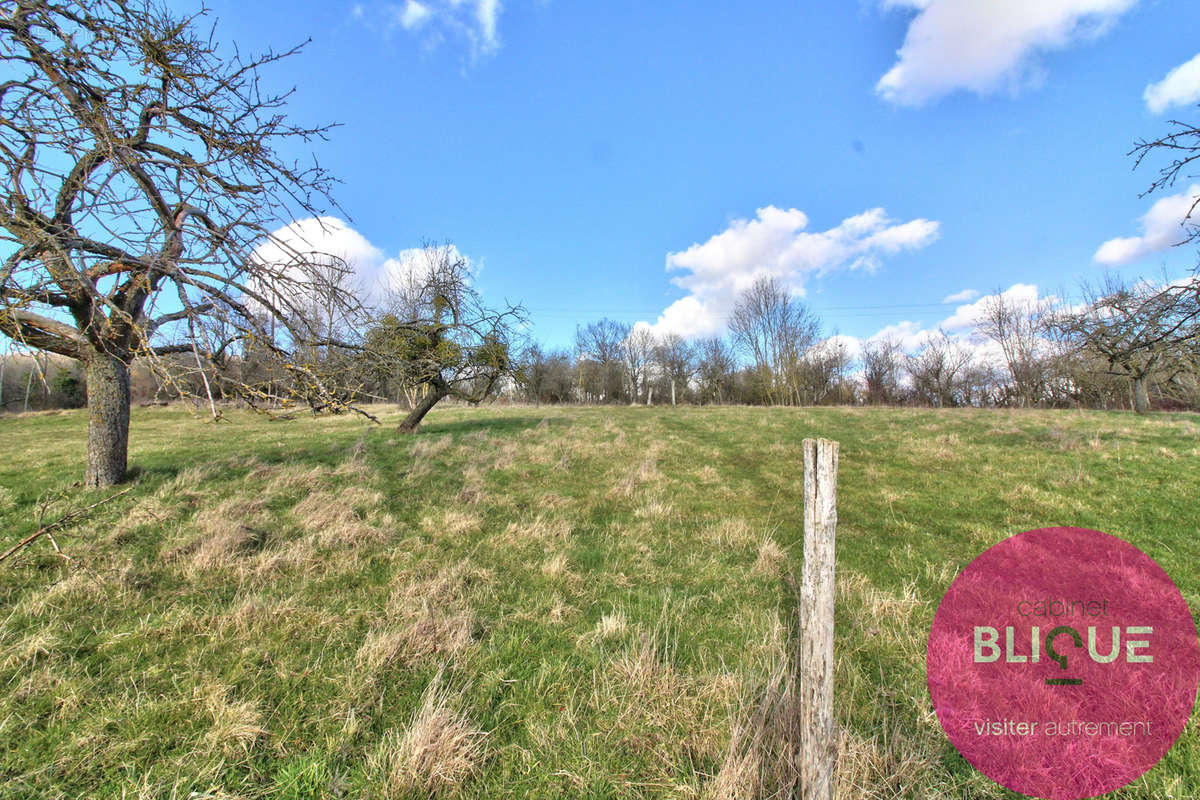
(0, 487, 134, 565)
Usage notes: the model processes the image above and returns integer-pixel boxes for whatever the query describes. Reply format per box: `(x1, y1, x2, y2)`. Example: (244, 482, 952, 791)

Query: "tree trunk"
(23, 363, 33, 412)
(399, 382, 447, 433)
(85, 354, 130, 487)
(1131, 376, 1151, 415)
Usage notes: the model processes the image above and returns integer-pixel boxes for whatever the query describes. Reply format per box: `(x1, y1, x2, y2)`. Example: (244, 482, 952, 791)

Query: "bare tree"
(729, 276, 820, 405)
(361, 243, 525, 432)
(575, 319, 628, 403)
(906, 331, 972, 407)
(695, 337, 735, 405)
(519, 343, 575, 405)
(861, 337, 903, 405)
(0, 0, 353, 485)
(653, 331, 695, 406)
(1054, 275, 1199, 414)
(976, 291, 1055, 407)
(1131, 117, 1200, 253)
(621, 325, 655, 405)
(795, 337, 855, 405)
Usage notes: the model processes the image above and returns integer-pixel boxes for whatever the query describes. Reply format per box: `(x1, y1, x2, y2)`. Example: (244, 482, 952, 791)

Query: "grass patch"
(0, 403, 1197, 798)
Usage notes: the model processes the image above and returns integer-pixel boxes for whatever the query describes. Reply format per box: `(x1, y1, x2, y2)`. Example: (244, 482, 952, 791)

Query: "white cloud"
(876, 0, 1137, 106)
(379, 243, 475, 297)
(398, 0, 433, 29)
(640, 205, 940, 339)
(249, 217, 475, 312)
(868, 320, 933, 352)
(942, 288, 979, 303)
(1145, 53, 1200, 114)
(940, 283, 1040, 331)
(364, 0, 503, 57)
(250, 217, 386, 304)
(824, 333, 865, 362)
(475, 0, 501, 49)
(1093, 186, 1199, 266)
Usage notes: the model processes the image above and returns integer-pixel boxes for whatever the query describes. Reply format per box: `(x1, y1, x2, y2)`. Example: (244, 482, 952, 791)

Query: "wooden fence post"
(799, 437, 838, 800)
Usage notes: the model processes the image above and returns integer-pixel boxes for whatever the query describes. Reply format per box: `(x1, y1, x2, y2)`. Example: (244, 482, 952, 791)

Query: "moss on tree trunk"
(398, 382, 448, 433)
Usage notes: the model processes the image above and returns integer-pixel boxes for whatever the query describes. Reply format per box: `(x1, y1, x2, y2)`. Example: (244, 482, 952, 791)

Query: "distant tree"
(976, 291, 1055, 407)
(861, 337, 903, 405)
(796, 337, 854, 405)
(695, 336, 735, 404)
(652, 332, 696, 406)
(622, 325, 655, 404)
(575, 319, 628, 403)
(729, 276, 820, 405)
(906, 331, 972, 407)
(51, 366, 86, 408)
(361, 243, 525, 432)
(520, 343, 575, 405)
(0, 0, 350, 485)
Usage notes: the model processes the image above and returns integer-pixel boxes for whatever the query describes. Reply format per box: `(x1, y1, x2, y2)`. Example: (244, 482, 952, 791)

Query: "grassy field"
(0, 403, 1197, 799)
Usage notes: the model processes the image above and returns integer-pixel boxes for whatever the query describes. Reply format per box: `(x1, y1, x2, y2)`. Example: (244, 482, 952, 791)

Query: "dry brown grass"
(753, 537, 787, 576)
(214, 592, 331, 639)
(402, 434, 454, 482)
(583, 628, 736, 789)
(707, 666, 798, 800)
(423, 509, 483, 538)
(0, 629, 57, 671)
(704, 518, 757, 550)
(155, 465, 214, 502)
(633, 494, 674, 520)
(908, 432, 960, 461)
(176, 498, 269, 572)
(491, 441, 518, 470)
(359, 562, 488, 672)
(108, 496, 177, 545)
(498, 515, 572, 547)
(197, 682, 266, 758)
(592, 608, 628, 640)
(23, 568, 114, 615)
(247, 462, 317, 490)
(541, 551, 569, 578)
(292, 486, 385, 547)
(609, 454, 663, 498)
(833, 722, 939, 800)
(456, 467, 487, 505)
(357, 611, 476, 673)
(367, 672, 487, 798)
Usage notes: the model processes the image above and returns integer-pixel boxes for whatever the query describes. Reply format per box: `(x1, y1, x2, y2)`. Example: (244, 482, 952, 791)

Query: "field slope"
(0, 404, 1197, 799)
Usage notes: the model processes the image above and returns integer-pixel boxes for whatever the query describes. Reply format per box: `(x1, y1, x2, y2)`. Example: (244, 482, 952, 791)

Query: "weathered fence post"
(799, 437, 838, 800)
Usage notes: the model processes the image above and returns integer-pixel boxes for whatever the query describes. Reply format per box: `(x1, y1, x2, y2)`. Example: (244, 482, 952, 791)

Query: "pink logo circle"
(927, 527, 1199, 799)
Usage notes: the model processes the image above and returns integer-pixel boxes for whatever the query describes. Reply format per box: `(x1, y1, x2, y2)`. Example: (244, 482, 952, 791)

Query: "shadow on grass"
(415, 415, 556, 437)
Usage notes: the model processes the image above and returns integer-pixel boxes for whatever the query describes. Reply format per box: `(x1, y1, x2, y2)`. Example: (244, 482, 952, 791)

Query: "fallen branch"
(0, 487, 134, 565)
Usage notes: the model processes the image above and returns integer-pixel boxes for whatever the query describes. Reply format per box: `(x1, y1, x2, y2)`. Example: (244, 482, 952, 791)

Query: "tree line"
(517, 274, 1200, 412)
(15, 264, 1191, 418)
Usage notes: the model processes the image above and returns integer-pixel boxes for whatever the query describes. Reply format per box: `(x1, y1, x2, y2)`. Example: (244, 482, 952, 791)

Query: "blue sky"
(191, 0, 1200, 352)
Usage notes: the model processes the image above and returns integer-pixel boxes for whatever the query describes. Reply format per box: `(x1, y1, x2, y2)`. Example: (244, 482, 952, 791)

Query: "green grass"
(0, 403, 1198, 799)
